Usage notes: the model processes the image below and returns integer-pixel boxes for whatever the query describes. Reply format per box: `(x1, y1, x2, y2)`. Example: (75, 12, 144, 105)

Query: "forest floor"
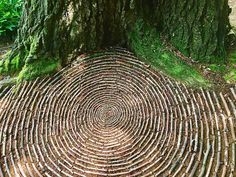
(0, 50, 235, 176)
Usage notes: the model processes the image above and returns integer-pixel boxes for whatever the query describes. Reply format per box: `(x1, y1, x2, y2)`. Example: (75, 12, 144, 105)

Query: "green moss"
(0, 61, 3, 73)
(230, 49, 236, 63)
(224, 69, 236, 83)
(28, 36, 39, 57)
(0, 54, 22, 75)
(4, 58, 10, 72)
(209, 64, 227, 73)
(17, 58, 61, 81)
(0, 41, 61, 82)
(11, 54, 21, 70)
(224, 49, 236, 83)
(128, 20, 210, 88)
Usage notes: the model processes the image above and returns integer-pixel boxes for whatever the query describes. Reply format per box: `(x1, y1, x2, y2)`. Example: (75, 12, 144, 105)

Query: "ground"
(0, 50, 235, 176)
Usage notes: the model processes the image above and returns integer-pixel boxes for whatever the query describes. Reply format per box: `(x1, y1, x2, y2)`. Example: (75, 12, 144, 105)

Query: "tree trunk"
(157, 0, 231, 63)
(0, 0, 231, 79)
(16, 0, 136, 64)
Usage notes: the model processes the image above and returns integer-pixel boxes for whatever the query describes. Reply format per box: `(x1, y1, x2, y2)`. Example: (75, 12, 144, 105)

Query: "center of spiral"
(99, 105, 118, 127)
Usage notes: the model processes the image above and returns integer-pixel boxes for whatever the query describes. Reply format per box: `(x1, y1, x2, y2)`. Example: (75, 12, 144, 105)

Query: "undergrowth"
(128, 20, 210, 88)
(0, 0, 22, 36)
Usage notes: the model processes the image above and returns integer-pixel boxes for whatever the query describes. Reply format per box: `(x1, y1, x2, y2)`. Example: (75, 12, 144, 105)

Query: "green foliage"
(128, 20, 210, 88)
(18, 59, 61, 81)
(0, 0, 22, 36)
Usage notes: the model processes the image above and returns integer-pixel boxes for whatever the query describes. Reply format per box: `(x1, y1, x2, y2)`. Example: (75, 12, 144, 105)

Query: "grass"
(128, 20, 210, 88)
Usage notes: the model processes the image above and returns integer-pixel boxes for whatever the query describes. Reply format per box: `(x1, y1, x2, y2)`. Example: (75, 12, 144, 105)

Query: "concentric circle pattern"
(0, 49, 236, 177)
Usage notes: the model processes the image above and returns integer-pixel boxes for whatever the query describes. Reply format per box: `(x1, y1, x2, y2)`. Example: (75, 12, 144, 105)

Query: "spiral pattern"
(0, 49, 236, 177)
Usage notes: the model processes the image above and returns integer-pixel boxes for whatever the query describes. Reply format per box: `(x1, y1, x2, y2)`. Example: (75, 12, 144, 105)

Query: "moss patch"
(224, 49, 236, 83)
(18, 58, 61, 81)
(128, 20, 210, 88)
(208, 64, 227, 73)
(0, 53, 22, 74)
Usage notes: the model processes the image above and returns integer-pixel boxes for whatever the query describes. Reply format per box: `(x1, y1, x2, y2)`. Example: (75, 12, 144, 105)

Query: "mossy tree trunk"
(1, 0, 231, 80)
(157, 0, 231, 63)
(2, 0, 140, 80)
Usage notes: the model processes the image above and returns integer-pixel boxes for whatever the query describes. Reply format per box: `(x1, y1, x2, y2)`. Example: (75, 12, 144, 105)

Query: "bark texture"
(4, 0, 231, 77)
(15, 0, 137, 65)
(157, 0, 231, 62)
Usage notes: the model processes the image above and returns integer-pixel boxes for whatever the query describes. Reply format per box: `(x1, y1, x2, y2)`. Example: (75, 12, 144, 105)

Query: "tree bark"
(15, 0, 137, 64)
(157, 0, 231, 63)
(1, 0, 231, 79)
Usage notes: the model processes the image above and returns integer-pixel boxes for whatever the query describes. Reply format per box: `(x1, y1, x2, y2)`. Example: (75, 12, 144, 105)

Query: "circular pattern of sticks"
(0, 49, 236, 177)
